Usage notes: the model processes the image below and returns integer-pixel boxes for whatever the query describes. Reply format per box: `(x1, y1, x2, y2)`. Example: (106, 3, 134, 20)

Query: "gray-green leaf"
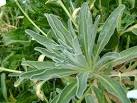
(76, 72, 89, 98)
(25, 29, 58, 51)
(57, 82, 77, 103)
(45, 14, 72, 46)
(96, 5, 125, 56)
(96, 52, 120, 68)
(1, 73, 7, 101)
(112, 46, 137, 67)
(20, 69, 45, 79)
(97, 75, 131, 103)
(79, 2, 93, 59)
(100, 46, 137, 70)
(21, 61, 56, 70)
(31, 69, 78, 80)
(85, 94, 96, 103)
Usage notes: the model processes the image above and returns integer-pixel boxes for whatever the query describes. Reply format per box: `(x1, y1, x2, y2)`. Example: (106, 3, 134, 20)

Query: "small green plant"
(15, 2, 137, 103)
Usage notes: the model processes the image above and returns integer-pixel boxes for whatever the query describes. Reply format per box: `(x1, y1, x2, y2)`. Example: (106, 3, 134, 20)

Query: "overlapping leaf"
(25, 29, 59, 51)
(85, 95, 96, 103)
(79, 3, 100, 62)
(96, 5, 125, 56)
(22, 2, 132, 103)
(30, 69, 79, 80)
(76, 72, 89, 98)
(96, 52, 120, 68)
(35, 47, 65, 62)
(100, 46, 137, 70)
(44, 13, 88, 68)
(93, 85, 107, 103)
(56, 82, 77, 103)
(20, 69, 46, 79)
(97, 75, 131, 103)
(45, 14, 72, 46)
(79, 2, 93, 59)
(21, 61, 56, 70)
(68, 20, 82, 55)
(112, 46, 137, 67)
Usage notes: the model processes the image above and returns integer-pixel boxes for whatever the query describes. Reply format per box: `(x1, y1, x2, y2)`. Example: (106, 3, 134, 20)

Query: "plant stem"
(59, 0, 78, 28)
(1, 73, 8, 101)
(90, 0, 96, 9)
(128, 61, 137, 70)
(110, 70, 137, 77)
(70, 0, 75, 11)
(118, 0, 122, 5)
(99, 0, 104, 22)
(0, 67, 22, 73)
(35, 80, 49, 103)
(14, 0, 47, 37)
(126, 35, 130, 49)
(114, 35, 120, 52)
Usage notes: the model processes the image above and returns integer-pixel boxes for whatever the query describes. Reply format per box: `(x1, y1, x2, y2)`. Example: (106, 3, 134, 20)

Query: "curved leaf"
(20, 69, 45, 79)
(79, 2, 93, 59)
(50, 95, 60, 103)
(57, 82, 77, 103)
(68, 20, 82, 55)
(31, 69, 79, 80)
(97, 75, 131, 103)
(35, 47, 65, 62)
(45, 14, 72, 46)
(93, 86, 107, 103)
(85, 94, 96, 103)
(25, 29, 58, 51)
(96, 52, 120, 68)
(1, 73, 7, 101)
(21, 61, 56, 70)
(112, 46, 137, 67)
(96, 5, 125, 56)
(76, 72, 89, 98)
(100, 46, 137, 69)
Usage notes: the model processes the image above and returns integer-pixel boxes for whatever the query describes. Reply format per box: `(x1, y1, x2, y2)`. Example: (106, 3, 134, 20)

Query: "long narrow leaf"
(21, 61, 56, 70)
(45, 14, 72, 46)
(79, 2, 93, 59)
(76, 72, 89, 98)
(35, 47, 65, 62)
(57, 82, 77, 103)
(96, 52, 120, 68)
(96, 5, 125, 56)
(112, 46, 137, 67)
(88, 15, 100, 57)
(1, 73, 7, 101)
(50, 95, 60, 103)
(100, 46, 137, 69)
(93, 86, 107, 103)
(31, 69, 79, 80)
(97, 75, 131, 103)
(63, 50, 87, 68)
(25, 29, 58, 51)
(20, 69, 46, 79)
(68, 20, 82, 55)
(85, 94, 96, 103)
